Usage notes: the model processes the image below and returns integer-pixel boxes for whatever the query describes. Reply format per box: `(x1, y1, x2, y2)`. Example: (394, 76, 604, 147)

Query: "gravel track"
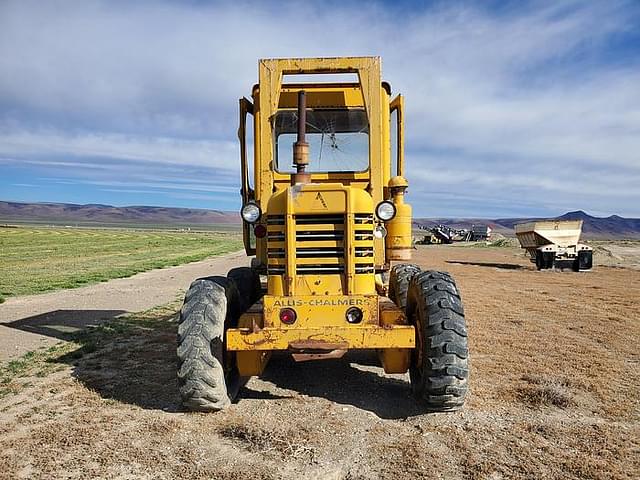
(0, 250, 246, 361)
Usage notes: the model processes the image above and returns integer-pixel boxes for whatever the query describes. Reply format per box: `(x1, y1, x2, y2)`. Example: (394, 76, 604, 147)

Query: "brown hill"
(0, 201, 240, 227)
(415, 210, 640, 240)
(3, 202, 638, 239)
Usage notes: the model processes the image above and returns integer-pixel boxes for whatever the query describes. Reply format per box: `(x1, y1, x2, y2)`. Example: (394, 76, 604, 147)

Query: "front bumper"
(226, 324, 415, 351)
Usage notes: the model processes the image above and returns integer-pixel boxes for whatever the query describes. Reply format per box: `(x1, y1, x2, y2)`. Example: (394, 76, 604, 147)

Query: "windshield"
(274, 109, 369, 173)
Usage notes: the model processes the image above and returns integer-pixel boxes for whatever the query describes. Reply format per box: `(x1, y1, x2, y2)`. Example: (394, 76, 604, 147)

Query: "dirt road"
(1, 245, 639, 479)
(0, 250, 246, 361)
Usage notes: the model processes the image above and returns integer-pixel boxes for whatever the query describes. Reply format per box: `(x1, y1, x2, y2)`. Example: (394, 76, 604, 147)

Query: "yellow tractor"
(177, 57, 469, 412)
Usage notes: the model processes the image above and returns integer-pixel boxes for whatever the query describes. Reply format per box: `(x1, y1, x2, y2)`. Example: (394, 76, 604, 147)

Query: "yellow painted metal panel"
(227, 324, 415, 351)
(378, 349, 411, 374)
(278, 86, 364, 109)
(386, 188, 413, 261)
(236, 351, 270, 377)
(263, 294, 379, 327)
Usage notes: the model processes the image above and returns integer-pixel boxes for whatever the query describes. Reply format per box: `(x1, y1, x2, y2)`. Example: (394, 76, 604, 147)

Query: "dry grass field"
(0, 244, 639, 479)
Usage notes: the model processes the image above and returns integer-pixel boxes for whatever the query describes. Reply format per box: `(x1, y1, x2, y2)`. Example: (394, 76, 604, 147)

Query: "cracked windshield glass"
(274, 109, 369, 173)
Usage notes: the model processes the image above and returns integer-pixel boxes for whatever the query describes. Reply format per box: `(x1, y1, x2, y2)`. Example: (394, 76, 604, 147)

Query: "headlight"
(240, 202, 261, 223)
(375, 201, 396, 221)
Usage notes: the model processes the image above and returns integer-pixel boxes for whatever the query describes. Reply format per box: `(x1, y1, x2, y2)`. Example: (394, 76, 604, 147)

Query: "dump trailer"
(515, 220, 593, 271)
(177, 57, 469, 412)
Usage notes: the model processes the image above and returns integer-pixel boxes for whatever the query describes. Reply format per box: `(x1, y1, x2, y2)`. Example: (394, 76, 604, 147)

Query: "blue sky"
(1, 0, 639, 218)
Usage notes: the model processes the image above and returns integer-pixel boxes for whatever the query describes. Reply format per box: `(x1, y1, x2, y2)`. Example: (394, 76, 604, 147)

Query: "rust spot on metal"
(292, 349, 346, 362)
(244, 329, 274, 347)
(288, 339, 349, 350)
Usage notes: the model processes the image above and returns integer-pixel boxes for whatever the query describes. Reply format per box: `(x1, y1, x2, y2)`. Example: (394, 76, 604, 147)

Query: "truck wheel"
(576, 250, 593, 271)
(535, 252, 544, 270)
(406, 271, 469, 411)
(388, 264, 421, 309)
(543, 252, 555, 269)
(177, 277, 242, 411)
(227, 267, 262, 312)
(536, 251, 554, 270)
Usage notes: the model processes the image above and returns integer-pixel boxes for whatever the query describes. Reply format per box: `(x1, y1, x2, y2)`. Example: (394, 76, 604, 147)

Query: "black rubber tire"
(577, 250, 593, 271)
(177, 276, 242, 411)
(388, 264, 421, 310)
(226, 267, 261, 393)
(536, 251, 555, 270)
(535, 251, 544, 270)
(227, 267, 262, 313)
(572, 258, 580, 272)
(406, 270, 469, 411)
(543, 252, 555, 269)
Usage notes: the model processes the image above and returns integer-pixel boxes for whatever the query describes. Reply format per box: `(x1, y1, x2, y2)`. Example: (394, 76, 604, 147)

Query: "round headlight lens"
(375, 201, 396, 221)
(241, 202, 261, 223)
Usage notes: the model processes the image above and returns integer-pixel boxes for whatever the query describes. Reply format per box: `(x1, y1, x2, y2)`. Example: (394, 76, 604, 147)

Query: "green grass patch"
(0, 343, 74, 398)
(0, 227, 242, 298)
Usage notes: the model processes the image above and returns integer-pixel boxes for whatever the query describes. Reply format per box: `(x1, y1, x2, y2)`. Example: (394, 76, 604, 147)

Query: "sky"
(0, 0, 639, 218)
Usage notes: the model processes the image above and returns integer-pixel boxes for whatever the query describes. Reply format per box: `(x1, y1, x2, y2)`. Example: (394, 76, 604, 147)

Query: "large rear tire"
(388, 263, 421, 310)
(177, 276, 242, 411)
(227, 267, 262, 312)
(407, 271, 469, 411)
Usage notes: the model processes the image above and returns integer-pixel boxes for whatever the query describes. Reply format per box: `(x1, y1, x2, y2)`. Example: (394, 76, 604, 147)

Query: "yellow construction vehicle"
(177, 57, 469, 412)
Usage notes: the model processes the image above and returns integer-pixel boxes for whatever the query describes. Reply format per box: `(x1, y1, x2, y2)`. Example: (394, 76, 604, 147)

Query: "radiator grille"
(267, 213, 374, 275)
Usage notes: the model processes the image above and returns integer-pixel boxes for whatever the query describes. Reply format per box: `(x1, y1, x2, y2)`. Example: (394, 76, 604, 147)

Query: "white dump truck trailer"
(515, 220, 593, 271)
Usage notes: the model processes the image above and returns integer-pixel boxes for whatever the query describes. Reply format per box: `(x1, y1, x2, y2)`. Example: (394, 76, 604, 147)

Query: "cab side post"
(239, 97, 255, 255)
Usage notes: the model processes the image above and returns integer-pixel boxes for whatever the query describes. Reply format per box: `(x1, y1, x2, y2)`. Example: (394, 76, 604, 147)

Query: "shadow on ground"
(249, 351, 426, 419)
(446, 260, 525, 270)
(52, 312, 425, 418)
(3, 310, 127, 341)
(55, 311, 183, 412)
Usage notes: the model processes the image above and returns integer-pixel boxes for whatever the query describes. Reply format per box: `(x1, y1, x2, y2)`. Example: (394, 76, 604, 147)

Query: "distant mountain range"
(1, 201, 638, 239)
(415, 210, 640, 239)
(0, 201, 239, 227)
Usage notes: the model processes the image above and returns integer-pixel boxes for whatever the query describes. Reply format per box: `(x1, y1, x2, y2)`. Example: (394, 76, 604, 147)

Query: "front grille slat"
(297, 247, 343, 257)
(297, 232, 344, 241)
(296, 215, 344, 225)
(267, 213, 374, 276)
(296, 213, 344, 274)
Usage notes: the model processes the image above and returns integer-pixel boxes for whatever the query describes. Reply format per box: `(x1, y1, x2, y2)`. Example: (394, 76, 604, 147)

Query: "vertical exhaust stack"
(292, 90, 310, 185)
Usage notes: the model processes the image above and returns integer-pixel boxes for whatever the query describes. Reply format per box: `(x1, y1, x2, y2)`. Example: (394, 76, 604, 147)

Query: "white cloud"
(0, 130, 236, 169)
(0, 0, 638, 215)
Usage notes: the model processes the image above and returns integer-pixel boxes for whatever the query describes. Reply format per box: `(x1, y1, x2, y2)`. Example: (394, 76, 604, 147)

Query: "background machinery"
(177, 57, 469, 412)
(515, 219, 593, 271)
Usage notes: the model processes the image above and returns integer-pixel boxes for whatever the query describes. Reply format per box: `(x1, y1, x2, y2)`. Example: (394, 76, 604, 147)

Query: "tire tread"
(177, 277, 233, 411)
(407, 270, 469, 411)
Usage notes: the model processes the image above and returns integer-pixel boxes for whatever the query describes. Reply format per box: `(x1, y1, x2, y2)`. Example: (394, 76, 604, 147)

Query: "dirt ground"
(1, 244, 639, 479)
(0, 250, 247, 361)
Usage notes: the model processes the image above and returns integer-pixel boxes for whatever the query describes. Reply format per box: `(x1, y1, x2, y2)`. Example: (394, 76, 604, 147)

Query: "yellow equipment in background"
(177, 57, 469, 412)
